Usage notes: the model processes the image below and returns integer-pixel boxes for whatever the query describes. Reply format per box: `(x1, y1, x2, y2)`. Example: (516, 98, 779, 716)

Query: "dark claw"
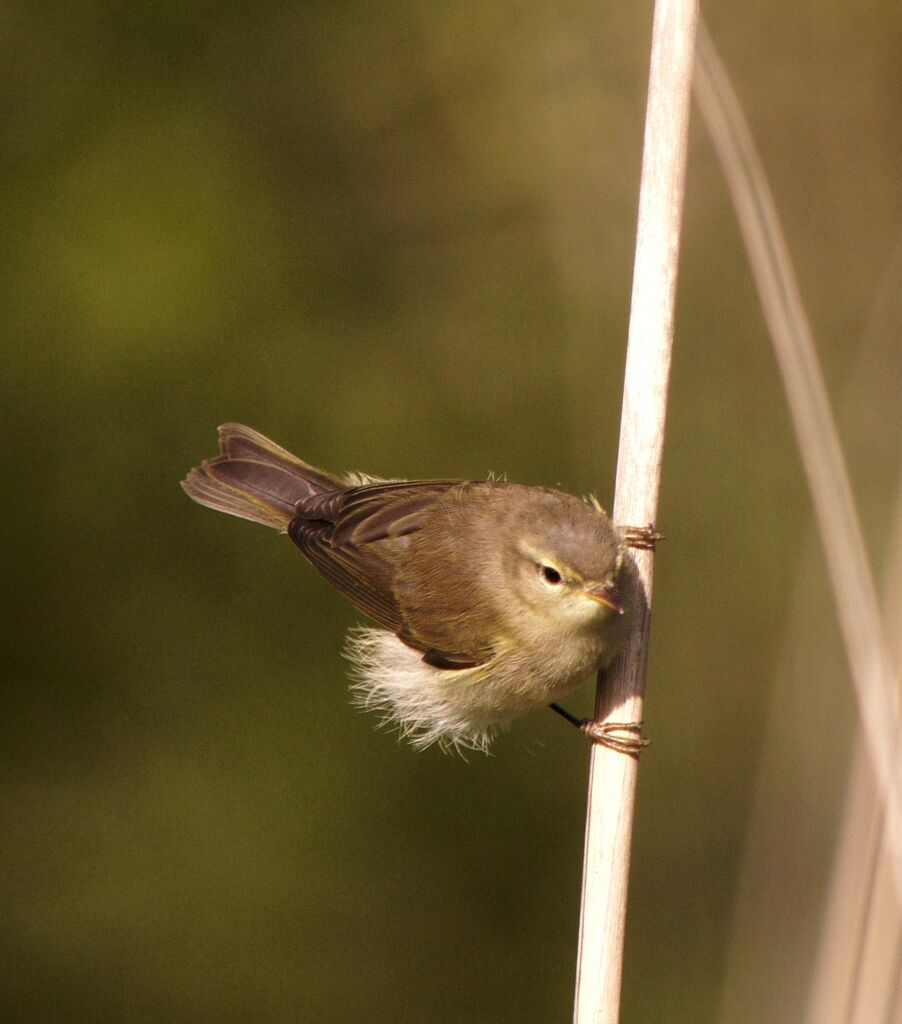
(622, 524, 664, 551)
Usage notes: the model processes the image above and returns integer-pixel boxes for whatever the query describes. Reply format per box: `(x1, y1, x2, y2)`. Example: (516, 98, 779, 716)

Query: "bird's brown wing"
(389, 482, 508, 668)
(289, 480, 471, 647)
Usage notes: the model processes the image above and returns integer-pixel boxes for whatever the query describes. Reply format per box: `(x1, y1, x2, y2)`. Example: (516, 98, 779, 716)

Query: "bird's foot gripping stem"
(549, 703, 651, 756)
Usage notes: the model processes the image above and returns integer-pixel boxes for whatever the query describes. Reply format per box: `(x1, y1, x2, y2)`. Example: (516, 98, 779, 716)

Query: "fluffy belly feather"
(344, 626, 610, 753)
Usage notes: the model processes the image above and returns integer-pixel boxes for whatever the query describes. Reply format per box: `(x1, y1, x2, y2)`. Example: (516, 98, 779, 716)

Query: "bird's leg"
(548, 702, 586, 729)
(548, 703, 650, 756)
(622, 524, 664, 551)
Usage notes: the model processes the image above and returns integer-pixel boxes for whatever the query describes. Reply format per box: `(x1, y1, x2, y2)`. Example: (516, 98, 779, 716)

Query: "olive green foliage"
(2, 2, 899, 1021)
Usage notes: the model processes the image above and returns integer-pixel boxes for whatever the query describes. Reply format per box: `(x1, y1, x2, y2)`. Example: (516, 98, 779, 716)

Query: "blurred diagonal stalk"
(694, 21, 902, 900)
(572, 2, 697, 1022)
(803, 473, 902, 1024)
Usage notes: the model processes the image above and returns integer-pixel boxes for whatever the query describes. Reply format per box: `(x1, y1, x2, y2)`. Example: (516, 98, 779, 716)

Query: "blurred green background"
(3, 3, 899, 1022)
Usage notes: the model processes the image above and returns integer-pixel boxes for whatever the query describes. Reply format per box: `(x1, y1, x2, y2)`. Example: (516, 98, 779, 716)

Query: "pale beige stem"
(572, 2, 698, 1021)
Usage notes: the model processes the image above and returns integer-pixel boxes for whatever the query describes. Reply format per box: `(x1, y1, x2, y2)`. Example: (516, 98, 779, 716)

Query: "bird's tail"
(181, 423, 342, 531)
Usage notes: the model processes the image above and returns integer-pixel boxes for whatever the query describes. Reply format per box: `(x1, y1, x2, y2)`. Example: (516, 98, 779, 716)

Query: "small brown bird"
(182, 424, 637, 752)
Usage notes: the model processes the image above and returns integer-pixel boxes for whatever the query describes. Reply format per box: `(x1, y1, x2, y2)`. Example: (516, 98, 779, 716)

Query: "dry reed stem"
(714, 240, 902, 1019)
(694, 21, 902, 900)
(572, 2, 698, 1021)
(804, 473, 902, 1024)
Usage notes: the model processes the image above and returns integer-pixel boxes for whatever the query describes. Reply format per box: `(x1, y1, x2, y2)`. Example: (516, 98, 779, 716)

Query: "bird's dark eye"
(541, 565, 562, 585)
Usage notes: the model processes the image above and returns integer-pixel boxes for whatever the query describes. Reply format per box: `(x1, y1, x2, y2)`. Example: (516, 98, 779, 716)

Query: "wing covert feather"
(288, 481, 465, 647)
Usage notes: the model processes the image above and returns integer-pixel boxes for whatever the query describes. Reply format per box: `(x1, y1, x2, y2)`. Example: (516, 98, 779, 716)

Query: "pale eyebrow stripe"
(516, 541, 585, 584)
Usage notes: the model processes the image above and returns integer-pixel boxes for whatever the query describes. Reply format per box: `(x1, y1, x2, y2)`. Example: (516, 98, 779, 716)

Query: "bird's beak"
(583, 584, 626, 615)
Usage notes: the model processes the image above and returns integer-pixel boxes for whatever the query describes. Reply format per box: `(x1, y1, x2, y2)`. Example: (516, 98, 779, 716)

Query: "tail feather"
(217, 423, 341, 492)
(182, 424, 341, 532)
